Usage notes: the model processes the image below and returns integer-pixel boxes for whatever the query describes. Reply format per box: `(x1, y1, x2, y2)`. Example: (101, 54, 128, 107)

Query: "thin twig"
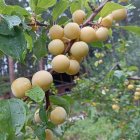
(45, 91, 51, 109)
(88, 2, 95, 12)
(27, 21, 48, 27)
(64, 40, 76, 55)
(83, 0, 112, 27)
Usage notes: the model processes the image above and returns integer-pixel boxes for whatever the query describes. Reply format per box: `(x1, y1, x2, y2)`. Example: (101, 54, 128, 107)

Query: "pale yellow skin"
(96, 27, 109, 41)
(51, 55, 70, 73)
(11, 77, 32, 98)
(64, 22, 81, 39)
(49, 25, 64, 39)
(72, 10, 86, 25)
(80, 26, 97, 43)
(134, 92, 140, 96)
(112, 9, 127, 21)
(66, 60, 80, 75)
(70, 41, 89, 58)
(69, 55, 83, 63)
(34, 109, 41, 123)
(46, 129, 54, 140)
(136, 88, 140, 92)
(32, 70, 53, 91)
(127, 84, 134, 90)
(50, 107, 67, 125)
(100, 14, 113, 28)
(134, 96, 140, 101)
(48, 39, 65, 55)
(112, 104, 120, 111)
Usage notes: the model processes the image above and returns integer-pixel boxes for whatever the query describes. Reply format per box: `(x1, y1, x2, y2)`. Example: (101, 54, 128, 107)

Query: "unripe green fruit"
(48, 39, 65, 55)
(49, 25, 64, 39)
(112, 9, 127, 21)
(50, 107, 67, 125)
(45, 129, 54, 140)
(100, 14, 113, 28)
(11, 77, 32, 98)
(64, 22, 81, 39)
(72, 10, 86, 25)
(51, 55, 70, 73)
(96, 27, 109, 41)
(80, 27, 97, 43)
(66, 60, 80, 75)
(70, 41, 89, 57)
(32, 70, 53, 91)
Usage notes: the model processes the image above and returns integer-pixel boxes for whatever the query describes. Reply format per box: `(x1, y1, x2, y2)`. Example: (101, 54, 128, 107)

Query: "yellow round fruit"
(98, 59, 103, 64)
(100, 14, 113, 28)
(96, 27, 109, 41)
(50, 107, 67, 125)
(48, 39, 65, 55)
(46, 129, 54, 140)
(64, 22, 80, 39)
(11, 77, 32, 98)
(136, 88, 140, 92)
(112, 8, 127, 21)
(127, 84, 134, 90)
(112, 104, 120, 111)
(80, 26, 97, 43)
(34, 109, 41, 123)
(49, 25, 64, 39)
(51, 55, 70, 73)
(69, 55, 83, 63)
(66, 60, 80, 75)
(72, 9, 86, 25)
(134, 92, 140, 96)
(134, 96, 139, 101)
(32, 70, 53, 91)
(70, 41, 89, 58)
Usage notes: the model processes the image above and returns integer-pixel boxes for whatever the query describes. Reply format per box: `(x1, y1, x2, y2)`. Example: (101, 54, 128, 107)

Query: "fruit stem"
(45, 91, 51, 109)
(83, 0, 112, 27)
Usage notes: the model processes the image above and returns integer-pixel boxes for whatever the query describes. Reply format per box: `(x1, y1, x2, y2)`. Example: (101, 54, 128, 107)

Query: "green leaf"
(70, 1, 82, 14)
(39, 105, 48, 123)
(24, 31, 33, 51)
(116, 26, 140, 36)
(3, 15, 21, 29)
(52, 0, 69, 21)
(25, 86, 45, 103)
(33, 30, 47, 59)
(100, 2, 124, 17)
(0, 98, 26, 137)
(34, 126, 46, 140)
(2, 5, 29, 16)
(50, 95, 70, 113)
(0, 28, 27, 61)
(57, 16, 69, 25)
(37, 0, 56, 9)
(29, 0, 38, 12)
(0, 15, 15, 36)
(0, 0, 6, 13)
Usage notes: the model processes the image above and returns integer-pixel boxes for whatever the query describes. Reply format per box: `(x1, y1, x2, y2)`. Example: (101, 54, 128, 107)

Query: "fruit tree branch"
(45, 91, 51, 109)
(83, 0, 112, 26)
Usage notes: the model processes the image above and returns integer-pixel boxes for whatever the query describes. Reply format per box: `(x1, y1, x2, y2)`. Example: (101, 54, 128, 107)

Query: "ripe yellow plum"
(46, 129, 54, 140)
(49, 25, 64, 39)
(32, 70, 53, 91)
(80, 26, 97, 43)
(112, 104, 120, 111)
(51, 55, 70, 73)
(70, 41, 89, 57)
(11, 77, 32, 98)
(96, 27, 109, 41)
(72, 10, 86, 25)
(66, 60, 80, 75)
(64, 22, 80, 39)
(48, 39, 65, 55)
(112, 8, 127, 21)
(50, 107, 67, 125)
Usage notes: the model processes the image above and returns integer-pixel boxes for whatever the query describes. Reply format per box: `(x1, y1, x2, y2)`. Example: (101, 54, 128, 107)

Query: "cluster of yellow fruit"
(134, 87, 140, 101)
(48, 8, 127, 75)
